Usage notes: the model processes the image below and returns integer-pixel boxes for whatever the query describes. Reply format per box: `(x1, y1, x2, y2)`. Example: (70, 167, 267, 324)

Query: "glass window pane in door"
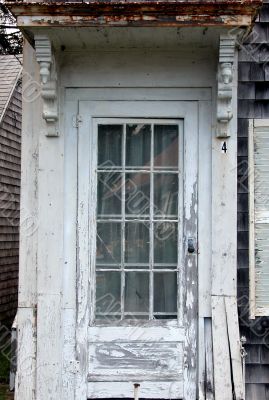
(126, 124, 151, 168)
(125, 222, 149, 264)
(154, 173, 178, 217)
(154, 125, 178, 168)
(125, 272, 149, 313)
(98, 125, 122, 167)
(98, 172, 122, 217)
(154, 272, 177, 313)
(96, 272, 121, 314)
(96, 223, 121, 266)
(154, 222, 177, 264)
(125, 173, 150, 216)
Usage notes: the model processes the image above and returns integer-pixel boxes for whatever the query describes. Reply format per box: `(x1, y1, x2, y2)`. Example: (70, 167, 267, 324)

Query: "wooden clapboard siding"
(238, 3, 269, 398)
(0, 56, 22, 323)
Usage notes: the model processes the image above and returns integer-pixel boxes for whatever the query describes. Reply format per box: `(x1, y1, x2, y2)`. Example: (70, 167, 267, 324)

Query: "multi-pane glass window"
(95, 121, 182, 321)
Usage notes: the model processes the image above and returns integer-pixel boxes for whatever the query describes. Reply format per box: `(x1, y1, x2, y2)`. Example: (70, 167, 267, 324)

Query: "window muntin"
(95, 121, 182, 321)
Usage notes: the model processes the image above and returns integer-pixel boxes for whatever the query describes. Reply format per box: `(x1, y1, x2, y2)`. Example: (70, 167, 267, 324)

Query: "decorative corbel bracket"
(217, 35, 236, 138)
(35, 35, 59, 137)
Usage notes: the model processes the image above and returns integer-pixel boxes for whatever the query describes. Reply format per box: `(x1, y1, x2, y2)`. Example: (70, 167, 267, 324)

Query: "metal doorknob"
(188, 238, 195, 253)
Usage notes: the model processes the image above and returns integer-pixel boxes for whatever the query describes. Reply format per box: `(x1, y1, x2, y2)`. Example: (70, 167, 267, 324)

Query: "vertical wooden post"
(35, 78, 64, 399)
(211, 43, 238, 400)
(15, 41, 40, 400)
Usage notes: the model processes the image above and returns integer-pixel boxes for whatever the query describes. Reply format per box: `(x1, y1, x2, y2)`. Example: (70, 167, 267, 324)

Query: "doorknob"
(188, 238, 195, 253)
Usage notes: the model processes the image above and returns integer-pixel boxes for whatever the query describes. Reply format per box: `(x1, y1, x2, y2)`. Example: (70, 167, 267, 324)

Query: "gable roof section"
(0, 55, 22, 124)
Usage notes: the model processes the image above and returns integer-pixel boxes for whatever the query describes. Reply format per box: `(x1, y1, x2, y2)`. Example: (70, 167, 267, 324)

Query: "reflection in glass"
(125, 222, 149, 263)
(98, 172, 122, 216)
(154, 222, 177, 264)
(154, 125, 178, 168)
(125, 272, 149, 313)
(96, 272, 121, 314)
(126, 124, 151, 168)
(154, 273, 177, 313)
(96, 223, 121, 265)
(98, 125, 122, 167)
(125, 173, 150, 216)
(154, 174, 178, 216)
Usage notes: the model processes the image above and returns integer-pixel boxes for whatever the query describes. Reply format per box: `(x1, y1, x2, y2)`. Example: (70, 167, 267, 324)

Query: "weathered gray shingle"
(0, 55, 22, 123)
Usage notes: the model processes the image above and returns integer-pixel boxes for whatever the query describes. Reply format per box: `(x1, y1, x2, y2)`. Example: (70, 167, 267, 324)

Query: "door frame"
(63, 88, 212, 400)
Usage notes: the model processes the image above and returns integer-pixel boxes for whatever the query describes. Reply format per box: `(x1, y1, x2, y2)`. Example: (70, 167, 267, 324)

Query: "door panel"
(76, 102, 198, 400)
(88, 381, 184, 399)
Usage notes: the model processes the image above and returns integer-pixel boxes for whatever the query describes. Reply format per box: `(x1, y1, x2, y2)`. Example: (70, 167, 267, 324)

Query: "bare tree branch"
(0, 2, 23, 55)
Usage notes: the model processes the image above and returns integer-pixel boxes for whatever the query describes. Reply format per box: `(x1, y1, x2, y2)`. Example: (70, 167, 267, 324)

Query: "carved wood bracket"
(217, 35, 236, 138)
(35, 35, 59, 137)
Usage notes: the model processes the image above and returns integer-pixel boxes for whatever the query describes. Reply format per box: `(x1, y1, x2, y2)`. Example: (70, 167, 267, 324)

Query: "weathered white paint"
(204, 318, 214, 400)
(17, 14, 253, 28)
(15, 40, 40, 400)
(216, 35, 236, 138)
(61, 98, 79, 399)
(212, 296, 233, 400)
(87, 381, 183, 399)
(88, 342, 184, 381)
(198, 100, 212, 318)
(36, 112, 64, 398)
(212, 296, 244, 400)
(89, 324, 184, 340)
(15, 308, 36, 400)
(249, 118, 269, 317)
(248, 119, 256, 319)
(211, 50, 238, 296)
(198, 318, 205, 400)
(76, 99, 199, 399)
(225, 297, 244, 400)
(35, 35, 59, 137)
(15, 24, 242, 400)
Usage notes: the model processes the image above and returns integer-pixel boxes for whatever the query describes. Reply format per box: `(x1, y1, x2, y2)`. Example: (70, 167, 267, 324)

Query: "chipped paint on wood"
(250, 119, 269, 316)
(75, 99, 199, 398)
(88, 342, 183, 381)
(212, 296, 233, 400)
(225, 297, 244, 399)
(87, 381, 184, 399)
(7, 0, 261, 28)
(183, 103, 198, 400)
(16, 14, 253, 28)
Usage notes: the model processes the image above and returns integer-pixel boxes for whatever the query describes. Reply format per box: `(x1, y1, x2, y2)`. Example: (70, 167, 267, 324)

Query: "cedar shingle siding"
(238, 3, 269, 398)
(0, 56, 22, 323)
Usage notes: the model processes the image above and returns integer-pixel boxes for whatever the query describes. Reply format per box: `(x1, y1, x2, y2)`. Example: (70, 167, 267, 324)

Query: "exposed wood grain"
(62, 99, 78, 399)
(88, 342, 183, 381)
(212, 51, 238, 297)
(76, 97, 199, 399)
(36, 56, 64, 398)
(204, 318, 214, 400)
(212, 295, 233, 400)
(248, 119, 256, 319)
(15, 308, 36, 400)
(250, 119, 269, 316)
(75, 100, 91, 400)
(198, 318, 205, 400)
(225, 296, 244, 400)
(198, 100, 212, 318)
(87, 381, 183, 399)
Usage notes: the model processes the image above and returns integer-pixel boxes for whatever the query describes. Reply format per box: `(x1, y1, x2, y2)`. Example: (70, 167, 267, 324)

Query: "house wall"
(0, 81, 21, 324)
(238, 2, 269, 398)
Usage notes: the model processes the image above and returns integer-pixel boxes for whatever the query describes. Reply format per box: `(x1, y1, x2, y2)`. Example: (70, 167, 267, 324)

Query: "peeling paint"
(7, 1, 261, 27)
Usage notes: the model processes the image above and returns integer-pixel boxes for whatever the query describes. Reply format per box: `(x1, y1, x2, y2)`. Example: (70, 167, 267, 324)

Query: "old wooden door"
(76, 100, 198, 400)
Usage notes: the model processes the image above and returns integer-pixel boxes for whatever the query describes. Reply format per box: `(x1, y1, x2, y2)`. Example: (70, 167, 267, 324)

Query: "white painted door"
(76, 101, 198, 400)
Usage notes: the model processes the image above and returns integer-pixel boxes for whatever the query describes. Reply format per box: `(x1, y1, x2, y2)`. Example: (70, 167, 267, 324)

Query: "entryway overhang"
(7, 0, 262, 28)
